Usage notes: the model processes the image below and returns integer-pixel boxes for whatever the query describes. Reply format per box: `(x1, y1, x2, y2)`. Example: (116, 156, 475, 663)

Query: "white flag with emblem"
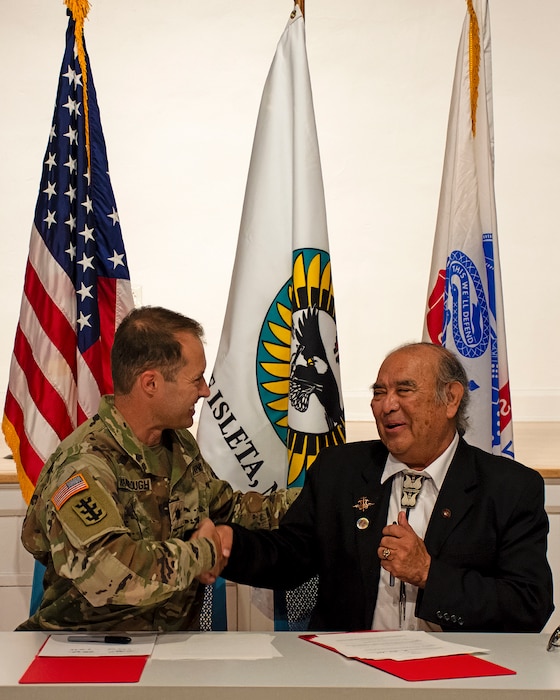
(422, 0, 513, 457)
(197, 6, 345, 492)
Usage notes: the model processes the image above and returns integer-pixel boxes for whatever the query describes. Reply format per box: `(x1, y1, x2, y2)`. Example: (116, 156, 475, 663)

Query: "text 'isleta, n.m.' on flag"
(422, 0, 513, 458)
(2, 1, 134, 504)
(197, 5, 345, 496)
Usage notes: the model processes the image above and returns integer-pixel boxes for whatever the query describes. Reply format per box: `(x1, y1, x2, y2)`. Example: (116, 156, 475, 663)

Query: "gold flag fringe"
(65, 0, 91, 168)
(2, 415, 34, 504)
(466, 0, 480, 137)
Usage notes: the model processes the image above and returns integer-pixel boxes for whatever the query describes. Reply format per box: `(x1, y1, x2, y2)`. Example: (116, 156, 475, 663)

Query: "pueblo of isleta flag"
(423, 0, 513, 458)
(197, 5, 345, 494)
(2, 0, 134, 503)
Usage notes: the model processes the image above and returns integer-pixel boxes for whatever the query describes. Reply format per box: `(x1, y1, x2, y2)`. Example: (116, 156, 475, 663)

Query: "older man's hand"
(378, 510, 431, 588)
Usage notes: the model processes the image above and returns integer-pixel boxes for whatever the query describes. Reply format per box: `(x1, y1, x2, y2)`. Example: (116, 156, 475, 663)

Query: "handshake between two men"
(191, 511, 434, 591)
(17, 326, 553, 634)
(191, 519, 234, 585)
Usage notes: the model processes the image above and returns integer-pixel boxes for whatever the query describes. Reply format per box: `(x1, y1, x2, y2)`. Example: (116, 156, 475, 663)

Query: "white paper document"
(39, 633, 157, 657)
(310, 631, 489, 661)
(153, 632, 282, 660)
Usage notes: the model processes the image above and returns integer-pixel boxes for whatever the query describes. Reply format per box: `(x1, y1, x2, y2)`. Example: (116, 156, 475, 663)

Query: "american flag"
(51, 473, 89, 510)
(2, 9, 134, 503)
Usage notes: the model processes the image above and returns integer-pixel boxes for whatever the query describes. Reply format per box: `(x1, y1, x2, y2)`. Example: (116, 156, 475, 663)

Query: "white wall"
(0, 0, 558, 424)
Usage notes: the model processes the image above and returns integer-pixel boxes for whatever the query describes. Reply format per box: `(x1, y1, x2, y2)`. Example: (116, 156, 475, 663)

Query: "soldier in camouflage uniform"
(17, 307, 297, 631)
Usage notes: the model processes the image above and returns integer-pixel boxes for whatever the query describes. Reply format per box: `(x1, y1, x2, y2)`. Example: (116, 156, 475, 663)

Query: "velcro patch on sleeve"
(71, 495, 108, 527)
(54, 467, 129, 547)
(51, 473, 89, 510)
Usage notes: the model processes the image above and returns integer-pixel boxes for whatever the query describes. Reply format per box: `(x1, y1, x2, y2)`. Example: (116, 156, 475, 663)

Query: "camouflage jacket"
(18, 396, 298, 632)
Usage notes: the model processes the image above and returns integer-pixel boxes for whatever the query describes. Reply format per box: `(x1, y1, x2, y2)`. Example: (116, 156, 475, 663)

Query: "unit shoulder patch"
(71, 495, 108, 526)
(53, 467, 128, 546)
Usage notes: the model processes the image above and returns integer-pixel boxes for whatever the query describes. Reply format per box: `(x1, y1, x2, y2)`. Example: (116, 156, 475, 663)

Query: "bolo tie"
(398, 469, 426, 627)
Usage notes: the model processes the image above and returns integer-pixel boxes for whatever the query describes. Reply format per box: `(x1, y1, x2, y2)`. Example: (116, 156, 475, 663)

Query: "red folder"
(19, 655, 148, 684)
(300, 634, 516, 682)
(357, 654, 515, 681)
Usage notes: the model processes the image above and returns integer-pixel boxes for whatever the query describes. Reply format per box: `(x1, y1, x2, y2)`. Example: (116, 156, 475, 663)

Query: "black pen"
(67, 635, 132, 644)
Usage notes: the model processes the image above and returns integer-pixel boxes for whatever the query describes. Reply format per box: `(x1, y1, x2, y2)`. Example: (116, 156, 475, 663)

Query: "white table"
(0, 631, 559, 699)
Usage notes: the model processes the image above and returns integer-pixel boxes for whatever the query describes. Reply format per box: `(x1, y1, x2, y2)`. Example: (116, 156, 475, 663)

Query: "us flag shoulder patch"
(51, 473, 89, 510)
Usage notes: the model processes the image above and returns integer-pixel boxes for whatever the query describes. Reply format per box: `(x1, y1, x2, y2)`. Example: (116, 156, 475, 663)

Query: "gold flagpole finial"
(64, 0, 92, 167)
(466, 0, 480, 137)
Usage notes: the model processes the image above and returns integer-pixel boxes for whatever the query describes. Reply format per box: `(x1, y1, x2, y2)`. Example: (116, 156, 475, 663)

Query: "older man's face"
(370, 346, 460, 469)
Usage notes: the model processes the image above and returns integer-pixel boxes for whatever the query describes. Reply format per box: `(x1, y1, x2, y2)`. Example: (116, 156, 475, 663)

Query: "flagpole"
(295, 0, 305, 19)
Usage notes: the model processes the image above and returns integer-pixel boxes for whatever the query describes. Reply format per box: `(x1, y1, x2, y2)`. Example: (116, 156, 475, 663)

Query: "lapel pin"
(442, 508, 452, 519)
(353, 497, 375, 512)
(356, 517, 369, 530)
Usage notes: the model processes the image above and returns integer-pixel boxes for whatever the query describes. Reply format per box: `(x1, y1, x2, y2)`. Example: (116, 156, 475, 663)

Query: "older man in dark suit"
(218, 342, 554, 632)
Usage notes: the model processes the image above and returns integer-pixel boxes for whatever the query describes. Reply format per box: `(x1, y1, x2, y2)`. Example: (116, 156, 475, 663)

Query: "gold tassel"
(65, 1, 91, 168)
(466, 0, 480, 138)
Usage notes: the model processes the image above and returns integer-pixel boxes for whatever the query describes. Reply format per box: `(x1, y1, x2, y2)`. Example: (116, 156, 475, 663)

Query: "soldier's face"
(161, 332, 210, 429)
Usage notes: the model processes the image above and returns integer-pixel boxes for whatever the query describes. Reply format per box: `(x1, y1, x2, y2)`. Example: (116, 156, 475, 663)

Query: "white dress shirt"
(371, 433, 459, 631)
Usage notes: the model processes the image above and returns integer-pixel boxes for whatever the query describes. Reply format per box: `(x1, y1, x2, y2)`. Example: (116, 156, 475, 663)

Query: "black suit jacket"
(224, 438, 554, 632)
